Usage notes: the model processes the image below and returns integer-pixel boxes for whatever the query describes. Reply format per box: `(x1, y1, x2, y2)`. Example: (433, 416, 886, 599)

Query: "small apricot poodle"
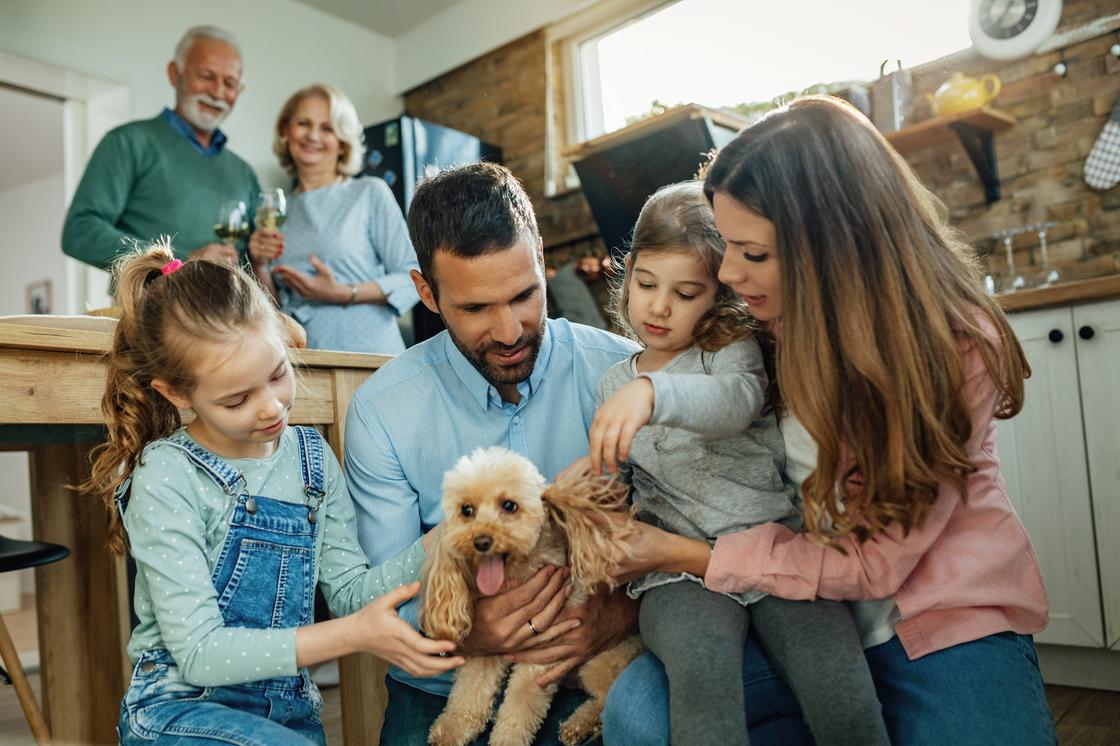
(420, 447, 643, 746)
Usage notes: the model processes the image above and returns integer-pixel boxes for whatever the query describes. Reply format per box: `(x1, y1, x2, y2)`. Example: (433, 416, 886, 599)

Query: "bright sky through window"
(593, 0, 973, 134)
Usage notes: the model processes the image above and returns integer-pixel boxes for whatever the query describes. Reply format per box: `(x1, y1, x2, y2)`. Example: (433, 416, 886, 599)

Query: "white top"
(779, 413, 899, 649)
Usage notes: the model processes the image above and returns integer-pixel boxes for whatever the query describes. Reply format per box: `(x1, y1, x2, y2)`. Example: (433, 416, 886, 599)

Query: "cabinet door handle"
(1048, 329, 1064, 343)
(1079, 325, 1095, 340)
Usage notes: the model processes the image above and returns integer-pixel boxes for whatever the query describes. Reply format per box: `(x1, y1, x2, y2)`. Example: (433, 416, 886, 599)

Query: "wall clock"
(969, 0, 1063, 61)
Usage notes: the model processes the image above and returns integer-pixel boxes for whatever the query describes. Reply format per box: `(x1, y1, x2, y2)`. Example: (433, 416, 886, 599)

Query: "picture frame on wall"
(26, 279, 52, 315)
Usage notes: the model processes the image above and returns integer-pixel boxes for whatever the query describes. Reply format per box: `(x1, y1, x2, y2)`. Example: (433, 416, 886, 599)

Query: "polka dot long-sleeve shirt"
(124, 427, 426, 686)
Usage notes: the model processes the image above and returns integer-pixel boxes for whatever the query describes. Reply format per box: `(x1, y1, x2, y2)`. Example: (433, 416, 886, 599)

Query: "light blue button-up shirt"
(344, 317, 637, 695)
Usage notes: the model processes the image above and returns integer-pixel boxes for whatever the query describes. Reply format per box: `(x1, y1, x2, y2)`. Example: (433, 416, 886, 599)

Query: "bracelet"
(343, 284, 358, 307)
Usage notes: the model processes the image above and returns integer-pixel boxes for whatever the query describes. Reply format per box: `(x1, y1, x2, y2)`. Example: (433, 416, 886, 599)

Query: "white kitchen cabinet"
(1067, 299, 1120, 651)
(997, 305, 1105, 647)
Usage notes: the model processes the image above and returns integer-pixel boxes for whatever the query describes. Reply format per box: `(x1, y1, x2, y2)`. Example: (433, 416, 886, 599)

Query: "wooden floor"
(0, 598, 1116, 744)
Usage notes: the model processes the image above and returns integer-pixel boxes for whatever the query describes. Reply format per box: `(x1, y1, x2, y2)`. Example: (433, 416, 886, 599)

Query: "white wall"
(0, 172, 68, 316)
(394, 0, 599, 92)
(0, 0, 404, 188)
(0, 451, 33, 599)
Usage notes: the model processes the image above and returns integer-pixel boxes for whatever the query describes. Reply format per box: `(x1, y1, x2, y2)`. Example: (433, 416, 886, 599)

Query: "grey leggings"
(639, 581, 890, 746)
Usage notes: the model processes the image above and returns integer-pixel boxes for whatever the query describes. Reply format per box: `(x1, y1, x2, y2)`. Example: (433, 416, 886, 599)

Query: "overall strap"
(116, 435, 247, 519)
(293, 426, 326, 500)
(157, 433, 247, 495)
(113, 476, 133, 519)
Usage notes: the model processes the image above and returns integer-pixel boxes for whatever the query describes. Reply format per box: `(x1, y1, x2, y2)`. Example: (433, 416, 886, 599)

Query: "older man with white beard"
(63, 26, 260, 270)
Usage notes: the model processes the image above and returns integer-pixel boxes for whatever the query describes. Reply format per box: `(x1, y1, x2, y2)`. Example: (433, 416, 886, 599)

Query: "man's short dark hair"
(407, 162, 541, 294)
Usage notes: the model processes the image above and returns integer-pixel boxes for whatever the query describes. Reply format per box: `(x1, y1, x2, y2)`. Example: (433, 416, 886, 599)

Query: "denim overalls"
(118, 427, 328, 746)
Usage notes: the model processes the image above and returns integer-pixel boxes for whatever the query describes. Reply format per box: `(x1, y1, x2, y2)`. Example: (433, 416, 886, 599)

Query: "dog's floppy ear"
(543, 468, 630, 591)
(419, 529, 474, 643)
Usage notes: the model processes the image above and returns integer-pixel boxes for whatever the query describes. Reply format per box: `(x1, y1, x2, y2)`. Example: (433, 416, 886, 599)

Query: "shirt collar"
(161, 107, 228, 156)
(444, 320, 555, 411)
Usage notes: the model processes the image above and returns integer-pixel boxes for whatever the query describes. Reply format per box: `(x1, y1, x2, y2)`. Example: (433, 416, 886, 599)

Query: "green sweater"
(61, 114, 260, 271)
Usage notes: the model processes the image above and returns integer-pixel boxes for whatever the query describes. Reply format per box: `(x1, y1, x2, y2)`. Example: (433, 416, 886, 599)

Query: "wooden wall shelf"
(884, 107, 1015, 204)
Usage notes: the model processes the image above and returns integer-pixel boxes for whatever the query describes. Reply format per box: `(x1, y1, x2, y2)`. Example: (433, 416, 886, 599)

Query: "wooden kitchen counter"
(998, 274, 1120, 313)
(0, 321, 389, 746)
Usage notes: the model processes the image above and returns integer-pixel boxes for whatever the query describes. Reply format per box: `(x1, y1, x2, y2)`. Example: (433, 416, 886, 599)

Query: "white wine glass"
(214, 200, 249, 247)
(256, 189, 287, 231)
(256, 189, 287, 269)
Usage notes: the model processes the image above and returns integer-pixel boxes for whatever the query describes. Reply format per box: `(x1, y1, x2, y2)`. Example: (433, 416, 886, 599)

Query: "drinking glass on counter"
(214, 200, 250, 247)
(1032, 222, 1061, 288)
(999, 230, 1026, 294)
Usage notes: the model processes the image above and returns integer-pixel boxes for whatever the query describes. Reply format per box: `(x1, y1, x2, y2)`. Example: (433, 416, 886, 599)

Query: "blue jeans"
(381, 675, 601, 746)
(865, 632, 1055, 745)
(602, 631, 1057, 746)
(118, 650, 325, 745)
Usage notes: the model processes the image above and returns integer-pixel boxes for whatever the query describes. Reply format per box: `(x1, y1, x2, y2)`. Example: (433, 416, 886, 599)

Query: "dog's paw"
(558, 698, 604, 746)
(428, 711, 486, 746)
(489, 716, 541, 746)
(558, 716, 600, 746)
(487, 729, 534, 746)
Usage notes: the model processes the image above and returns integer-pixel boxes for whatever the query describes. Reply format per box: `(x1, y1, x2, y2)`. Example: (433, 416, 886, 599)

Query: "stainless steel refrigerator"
(363, 115, 502, 345)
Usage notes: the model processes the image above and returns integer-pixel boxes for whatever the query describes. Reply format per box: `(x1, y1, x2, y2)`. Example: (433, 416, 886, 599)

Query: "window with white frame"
(556, 0, 973, 148)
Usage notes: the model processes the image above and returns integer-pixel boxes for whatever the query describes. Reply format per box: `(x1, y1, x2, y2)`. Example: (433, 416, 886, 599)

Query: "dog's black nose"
(473, 535, 493, 553)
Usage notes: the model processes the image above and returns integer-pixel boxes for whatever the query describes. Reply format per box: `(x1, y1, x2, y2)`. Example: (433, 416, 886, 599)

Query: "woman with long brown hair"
(599, 96, 1054, 745)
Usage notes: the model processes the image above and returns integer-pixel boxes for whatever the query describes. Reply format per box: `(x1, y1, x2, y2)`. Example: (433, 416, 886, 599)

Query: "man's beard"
(447, 319, 545, 389)
(179, 91, 231, 133)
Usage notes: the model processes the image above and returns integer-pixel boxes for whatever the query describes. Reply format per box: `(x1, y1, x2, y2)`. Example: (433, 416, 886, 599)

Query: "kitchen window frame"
(545, 0, 677, 196)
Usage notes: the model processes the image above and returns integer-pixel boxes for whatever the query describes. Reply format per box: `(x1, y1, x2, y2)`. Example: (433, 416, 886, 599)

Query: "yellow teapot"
(925, 72, 1001, 116)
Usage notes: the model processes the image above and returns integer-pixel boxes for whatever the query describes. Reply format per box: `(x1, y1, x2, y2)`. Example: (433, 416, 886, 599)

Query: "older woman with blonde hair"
(249, 84, 419, 353)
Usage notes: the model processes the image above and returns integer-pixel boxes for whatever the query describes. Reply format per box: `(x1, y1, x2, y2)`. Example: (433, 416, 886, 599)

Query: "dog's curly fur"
(420, 447, 644, 746)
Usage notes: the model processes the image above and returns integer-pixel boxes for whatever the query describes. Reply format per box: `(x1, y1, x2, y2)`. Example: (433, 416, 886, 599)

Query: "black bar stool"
(0, 534, 70, 745)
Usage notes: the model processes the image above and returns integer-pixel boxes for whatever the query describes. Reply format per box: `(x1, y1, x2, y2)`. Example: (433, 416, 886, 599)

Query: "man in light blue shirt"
(345, 163, 638, 744)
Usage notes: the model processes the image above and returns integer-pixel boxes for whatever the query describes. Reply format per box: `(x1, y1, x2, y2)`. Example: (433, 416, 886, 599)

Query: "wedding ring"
(527, 618, 540, 635)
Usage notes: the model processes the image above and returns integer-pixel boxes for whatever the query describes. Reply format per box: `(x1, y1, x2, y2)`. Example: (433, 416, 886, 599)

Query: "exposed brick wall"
(907, 0, 1120, 279)
(403, 31, 602, 270)
(405, 0, 1120, 280)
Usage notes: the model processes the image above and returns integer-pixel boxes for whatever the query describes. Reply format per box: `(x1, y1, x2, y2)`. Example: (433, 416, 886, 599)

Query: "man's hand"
(460, 565, 580, 656)
(505, 585, 639, 688)
(189, 242, 240, 265)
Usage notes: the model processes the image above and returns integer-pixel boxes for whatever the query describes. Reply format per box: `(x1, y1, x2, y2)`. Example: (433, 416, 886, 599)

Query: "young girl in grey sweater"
(588, 182, 888, 746)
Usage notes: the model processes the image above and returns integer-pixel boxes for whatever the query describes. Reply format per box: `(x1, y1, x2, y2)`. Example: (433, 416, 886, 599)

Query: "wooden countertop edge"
(998, 275, 1120, 313)
(0, 323, 390, 370)
(1, 276, 1116, 359)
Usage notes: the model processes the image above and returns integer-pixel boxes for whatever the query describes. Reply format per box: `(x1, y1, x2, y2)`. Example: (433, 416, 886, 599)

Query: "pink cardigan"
(706, 326, 1049, 660)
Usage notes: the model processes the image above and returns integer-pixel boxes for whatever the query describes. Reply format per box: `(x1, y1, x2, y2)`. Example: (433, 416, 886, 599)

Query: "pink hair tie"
(161, 259, 184, 276)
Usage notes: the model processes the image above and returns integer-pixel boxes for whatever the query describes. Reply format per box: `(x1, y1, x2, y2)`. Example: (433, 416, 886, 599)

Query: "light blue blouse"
(277, 176, 419, 354)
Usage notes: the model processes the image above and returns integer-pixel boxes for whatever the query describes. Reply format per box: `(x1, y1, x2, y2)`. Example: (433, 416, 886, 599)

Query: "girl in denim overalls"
(82, 243, 463, 745)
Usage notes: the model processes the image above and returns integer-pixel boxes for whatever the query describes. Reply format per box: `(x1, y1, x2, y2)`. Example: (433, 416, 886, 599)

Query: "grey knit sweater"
(596, 340, 801, 605)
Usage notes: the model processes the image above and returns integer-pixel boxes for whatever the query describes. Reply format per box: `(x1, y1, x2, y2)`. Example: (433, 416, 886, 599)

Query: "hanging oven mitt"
(1085, 97, 1120, 190)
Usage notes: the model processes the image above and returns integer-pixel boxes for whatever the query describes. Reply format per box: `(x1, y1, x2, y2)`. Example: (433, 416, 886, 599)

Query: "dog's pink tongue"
(476, 555, 505, 596)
